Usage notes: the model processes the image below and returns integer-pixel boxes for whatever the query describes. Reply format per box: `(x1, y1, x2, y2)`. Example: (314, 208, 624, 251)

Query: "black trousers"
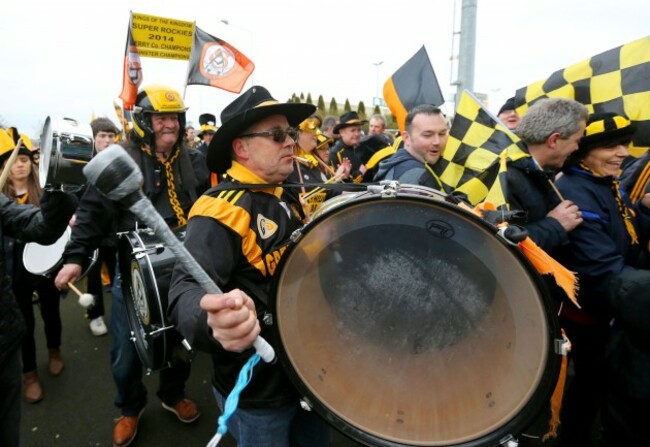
(15, 273, 62, 373)
(0, 350, 22, 447)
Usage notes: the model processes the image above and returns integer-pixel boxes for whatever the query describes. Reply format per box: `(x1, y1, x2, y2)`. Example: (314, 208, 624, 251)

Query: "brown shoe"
(22, 371, 43, 403)
(112, 408, 144, 447)
(162, 398, 201, 423)
(48, 349, 64, 376)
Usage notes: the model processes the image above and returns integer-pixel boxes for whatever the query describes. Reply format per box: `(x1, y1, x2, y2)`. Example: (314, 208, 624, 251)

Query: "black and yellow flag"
(383, 46, 444, 132)
(434, 90, 529, 207)
(514, 36, 650, 156)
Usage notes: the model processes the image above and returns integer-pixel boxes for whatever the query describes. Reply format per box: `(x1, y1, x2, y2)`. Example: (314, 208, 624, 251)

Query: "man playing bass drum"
(54, 85, 210, 447)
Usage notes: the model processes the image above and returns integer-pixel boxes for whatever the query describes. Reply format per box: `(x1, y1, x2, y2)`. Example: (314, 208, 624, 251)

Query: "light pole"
(220, 19, 254, 85)
(373, 61, 384, 106)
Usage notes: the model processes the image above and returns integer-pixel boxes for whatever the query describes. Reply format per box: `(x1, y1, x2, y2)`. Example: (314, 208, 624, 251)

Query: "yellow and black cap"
(208, 85, 315, 174)
(198, 113, 218, 137)
(579, 112, 636, 152)
(0, 127, 35, 165)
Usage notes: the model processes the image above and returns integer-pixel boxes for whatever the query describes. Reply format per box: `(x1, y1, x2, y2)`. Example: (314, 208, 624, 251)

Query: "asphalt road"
(19, 288, 363, 447)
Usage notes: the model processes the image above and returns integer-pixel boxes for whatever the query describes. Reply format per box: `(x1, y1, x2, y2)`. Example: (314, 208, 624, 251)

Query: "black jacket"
(169, 162, 305, 409)
(0, 191, 77, 367)
(62, 142, 210, 268)
(503, 157, 569, 252)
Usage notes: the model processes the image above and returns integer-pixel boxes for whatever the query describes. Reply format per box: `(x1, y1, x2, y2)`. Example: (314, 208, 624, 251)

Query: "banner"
(383, 46, 444, 132)
(130, 12, 194, 60)
(186, 26, 254, 94)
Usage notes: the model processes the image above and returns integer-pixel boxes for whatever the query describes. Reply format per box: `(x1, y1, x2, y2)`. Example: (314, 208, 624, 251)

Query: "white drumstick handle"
(128, 198, 276, 363)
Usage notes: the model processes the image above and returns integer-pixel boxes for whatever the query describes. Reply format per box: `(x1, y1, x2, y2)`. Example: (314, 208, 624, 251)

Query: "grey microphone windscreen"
(83, 144, 143, 201)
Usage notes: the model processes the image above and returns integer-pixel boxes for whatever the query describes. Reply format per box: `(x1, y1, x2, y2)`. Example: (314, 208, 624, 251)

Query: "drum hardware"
(299, 398, 313, 411)
(39, 116, 94, 191)
(555, 337, 570, 356)
(497, 225, 529, 246)
(23, 226, 98, 279)
(119, 228, 194, 372)
(499, 435, 519, 447)
(271, 184, 562, 447)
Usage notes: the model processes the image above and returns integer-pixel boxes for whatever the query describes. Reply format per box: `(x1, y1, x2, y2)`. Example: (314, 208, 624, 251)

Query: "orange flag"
(186, 26, 254, 94)
(118, 13, 143, 110)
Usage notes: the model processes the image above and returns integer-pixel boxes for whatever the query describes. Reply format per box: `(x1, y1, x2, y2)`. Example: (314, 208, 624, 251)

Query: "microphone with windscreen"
(82, 144, 275, 363)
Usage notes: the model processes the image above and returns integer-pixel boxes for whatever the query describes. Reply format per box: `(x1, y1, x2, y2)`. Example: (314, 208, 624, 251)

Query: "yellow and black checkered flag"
(514, 36, 650, 156)
(434, 90, 529, 206)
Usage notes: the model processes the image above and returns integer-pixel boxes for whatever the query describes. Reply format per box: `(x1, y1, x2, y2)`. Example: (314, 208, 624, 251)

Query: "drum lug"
(299, 397, 313, 411)
(555, 337, 570, 356)
(499, 434, 519, 446)
(496, 226, 528, 246)
(290, 228, 303, 244)
(262, 312, 273, 326)
(372, 180, 400, 198)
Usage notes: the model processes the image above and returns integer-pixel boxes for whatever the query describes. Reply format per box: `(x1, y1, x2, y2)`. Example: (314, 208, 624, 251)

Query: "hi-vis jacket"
(169, 161, 305, 408)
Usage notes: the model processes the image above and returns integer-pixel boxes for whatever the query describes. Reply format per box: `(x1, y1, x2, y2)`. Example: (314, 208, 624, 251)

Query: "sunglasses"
(239, 127, 298, 143)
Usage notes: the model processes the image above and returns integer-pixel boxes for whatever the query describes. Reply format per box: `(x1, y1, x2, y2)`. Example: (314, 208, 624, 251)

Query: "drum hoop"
(22, 227, 71, 276)
(271, 192, 562, 447)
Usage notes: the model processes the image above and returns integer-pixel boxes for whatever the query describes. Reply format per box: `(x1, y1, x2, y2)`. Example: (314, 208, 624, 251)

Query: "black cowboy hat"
(333, 111, 368, 135)
(207, 86, 316, 174)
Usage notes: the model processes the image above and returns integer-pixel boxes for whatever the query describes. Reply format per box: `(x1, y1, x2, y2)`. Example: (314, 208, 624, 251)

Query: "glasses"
(238, 127, 298, 143)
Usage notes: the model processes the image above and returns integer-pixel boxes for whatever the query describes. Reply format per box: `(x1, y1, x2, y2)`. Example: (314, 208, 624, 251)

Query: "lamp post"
(220, 19, 254, 85)
(373, 61, 384, 107)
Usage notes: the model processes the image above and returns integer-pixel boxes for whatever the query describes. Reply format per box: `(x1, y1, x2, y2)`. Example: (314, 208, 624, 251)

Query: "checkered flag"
(434, 90, 529, 206)
(514, 36, 650, 155)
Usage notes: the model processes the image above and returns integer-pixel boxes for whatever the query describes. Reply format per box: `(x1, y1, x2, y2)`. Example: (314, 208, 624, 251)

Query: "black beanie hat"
(498, 97, 516, 115)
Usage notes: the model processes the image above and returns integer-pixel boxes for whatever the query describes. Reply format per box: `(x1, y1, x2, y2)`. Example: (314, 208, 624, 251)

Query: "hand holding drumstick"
(66, 281, 95, 308)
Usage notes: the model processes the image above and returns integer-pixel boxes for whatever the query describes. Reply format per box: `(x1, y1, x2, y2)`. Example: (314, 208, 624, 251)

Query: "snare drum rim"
(270, 192, 562, 447)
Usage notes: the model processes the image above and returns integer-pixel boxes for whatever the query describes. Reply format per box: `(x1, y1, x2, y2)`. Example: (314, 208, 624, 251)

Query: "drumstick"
(67, 281, 95, 308)
(83, 144, 275, 363)
(0, 137, 23, 190)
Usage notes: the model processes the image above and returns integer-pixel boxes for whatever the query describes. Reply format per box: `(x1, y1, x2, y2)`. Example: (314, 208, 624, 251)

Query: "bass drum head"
(272, 194, 560, 447)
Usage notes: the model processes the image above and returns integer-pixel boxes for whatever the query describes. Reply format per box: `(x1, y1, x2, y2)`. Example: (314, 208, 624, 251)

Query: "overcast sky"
(2, 0, 648, 138)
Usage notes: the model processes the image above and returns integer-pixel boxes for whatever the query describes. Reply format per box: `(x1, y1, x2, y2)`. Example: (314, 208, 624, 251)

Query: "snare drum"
(23, 227, 98, 278)
(39, 116, 94, 191)
(119, 227, 189, 372)
(271, 185, 562, 447)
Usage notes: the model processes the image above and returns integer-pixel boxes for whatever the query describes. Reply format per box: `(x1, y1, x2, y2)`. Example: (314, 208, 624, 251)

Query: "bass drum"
(270, 185, 562, 447)
(118, 227, 189, 373)
(39, 116, 94, 191)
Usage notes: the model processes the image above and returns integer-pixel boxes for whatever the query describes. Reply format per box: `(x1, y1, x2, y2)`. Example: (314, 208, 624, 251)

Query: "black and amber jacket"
(168, 161, 305, 409)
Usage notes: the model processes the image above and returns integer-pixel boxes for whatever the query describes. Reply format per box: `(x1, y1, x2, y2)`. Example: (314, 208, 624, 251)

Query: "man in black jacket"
(168, 86, 331, 447)
(504, 97, 588, 252)
(55, 85, 210, 447)
(0, 176, 77, 447)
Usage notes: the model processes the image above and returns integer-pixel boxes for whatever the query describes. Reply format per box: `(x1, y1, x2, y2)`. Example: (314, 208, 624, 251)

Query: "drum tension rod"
(132, 244, 166, 258)
(499, 434, 519, 446)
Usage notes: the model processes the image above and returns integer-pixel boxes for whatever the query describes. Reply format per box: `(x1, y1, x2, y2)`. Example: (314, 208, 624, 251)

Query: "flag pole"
(182, 21, 197, 101)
